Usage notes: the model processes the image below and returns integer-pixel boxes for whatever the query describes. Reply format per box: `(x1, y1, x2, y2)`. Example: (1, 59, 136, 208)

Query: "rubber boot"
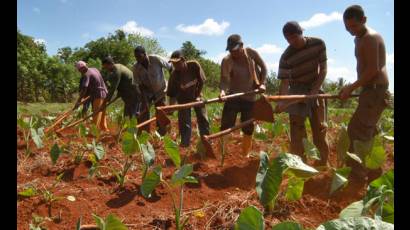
(242, 134, 253, 157)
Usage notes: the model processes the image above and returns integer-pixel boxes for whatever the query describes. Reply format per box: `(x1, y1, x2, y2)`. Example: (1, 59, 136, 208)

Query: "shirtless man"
(339, 5, 390, 178)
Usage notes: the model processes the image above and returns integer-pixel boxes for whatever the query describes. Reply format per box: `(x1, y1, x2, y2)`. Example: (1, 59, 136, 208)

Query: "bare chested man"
(339, 5, 390, 179)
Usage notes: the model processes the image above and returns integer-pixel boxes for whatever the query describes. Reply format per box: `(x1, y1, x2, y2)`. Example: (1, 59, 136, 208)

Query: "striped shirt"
(277, 37, 327, 86)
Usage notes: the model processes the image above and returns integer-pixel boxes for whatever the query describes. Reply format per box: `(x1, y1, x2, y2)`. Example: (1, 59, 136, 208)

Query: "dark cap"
(282, 21, 303, 36)
(226, 34, 243, 51)
(134, 45, 146, 55)
(169, 50, 184, 63)
(102, 56, 114, 65)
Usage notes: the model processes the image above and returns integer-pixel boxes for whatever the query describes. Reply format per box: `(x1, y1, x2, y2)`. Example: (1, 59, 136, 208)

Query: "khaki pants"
(347, 86, 390, 147)
(346, 85, 389, 176)
(92, 98, 108, 131)
(289, 98, 329, 163)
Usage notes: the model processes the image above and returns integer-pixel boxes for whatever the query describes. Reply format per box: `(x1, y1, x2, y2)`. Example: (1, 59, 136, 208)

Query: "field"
(17, 100, 394, 230)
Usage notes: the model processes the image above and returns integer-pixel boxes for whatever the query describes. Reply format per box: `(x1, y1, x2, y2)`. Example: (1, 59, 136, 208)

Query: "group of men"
(74, 5, 390, 178)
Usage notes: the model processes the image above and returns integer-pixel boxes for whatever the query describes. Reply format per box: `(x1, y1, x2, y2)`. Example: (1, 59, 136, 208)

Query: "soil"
(17, 118, 394, 230)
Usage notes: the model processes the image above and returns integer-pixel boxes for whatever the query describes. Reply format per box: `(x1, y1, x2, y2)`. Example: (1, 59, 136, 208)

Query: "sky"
(18, 0, 394, 92)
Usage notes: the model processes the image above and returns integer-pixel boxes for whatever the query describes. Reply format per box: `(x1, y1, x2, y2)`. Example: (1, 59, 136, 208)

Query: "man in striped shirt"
(276, 21, 330, 166)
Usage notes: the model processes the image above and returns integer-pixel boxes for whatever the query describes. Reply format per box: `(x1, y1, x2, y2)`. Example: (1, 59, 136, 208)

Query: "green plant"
(141, 136, 198, 230)
(18, 116, 44, 156)
(91, 213, 128, 230)
(339, 170, 394, 224)
(256, 151, 319, 212)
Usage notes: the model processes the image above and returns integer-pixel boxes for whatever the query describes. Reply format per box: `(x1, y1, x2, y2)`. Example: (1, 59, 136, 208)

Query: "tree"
(180, 41, 206, 60)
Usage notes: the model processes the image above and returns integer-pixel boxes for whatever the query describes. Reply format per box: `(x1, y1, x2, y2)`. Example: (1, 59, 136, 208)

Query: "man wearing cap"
(219, 34, 267, 157)
(167, 50, 210, 147)
(102, 56, 142, 118)
(74, 61, 109, 132)
(275, 21, 330, 166)
(132, 46, 172, 135)
(339, 5, 390, 178)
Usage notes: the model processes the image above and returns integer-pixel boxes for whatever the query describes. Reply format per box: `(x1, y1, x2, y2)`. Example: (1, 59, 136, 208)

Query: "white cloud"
(176, 18, 230, 36)
(266, 62, 280, 73)
(120, 21, 154, 37)
(327, 66, 356, 83)
(299, 12, 342, 29)
(33, 7, 40, 13)
(327, 58, 335, 64)
(255, 44, 282, 55)
(34, 38, 46, 45)
(208, 52, 229, 64)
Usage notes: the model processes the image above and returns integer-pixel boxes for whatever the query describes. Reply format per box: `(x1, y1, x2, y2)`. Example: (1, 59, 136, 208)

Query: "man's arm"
(310, 62, 327, 94)
(105, 71, 121, 103)
(340, 36, 379, 99)
(196, 64, 205, 99)
(250, 48, 268, 89)
(219, 57, 230, 99)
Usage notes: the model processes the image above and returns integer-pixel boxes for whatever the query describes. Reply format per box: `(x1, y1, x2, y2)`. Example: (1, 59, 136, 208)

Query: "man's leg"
(154, 97, 167, 136)
(194, 105, 210, 136)
(309, 98, 330, 166)
(347, 88, 389, 178)
(178, 108, 192, 147)
(220, 101, 239, 154)
(289, 114, 307, 161)
(239, 100, 255, 157)
(92, 98, 109, 131)
(137, 101, 151, 134)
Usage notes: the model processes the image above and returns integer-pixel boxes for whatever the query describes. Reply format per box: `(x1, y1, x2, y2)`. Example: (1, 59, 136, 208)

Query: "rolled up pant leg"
(92, 98, 108, 131)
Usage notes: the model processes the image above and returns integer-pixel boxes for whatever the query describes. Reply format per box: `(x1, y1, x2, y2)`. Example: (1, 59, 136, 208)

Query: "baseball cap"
(226, 34, 243, 51)
(282, 21, 303, 35)
(168, 50, 184, 63)
(75, 61, 87, 70)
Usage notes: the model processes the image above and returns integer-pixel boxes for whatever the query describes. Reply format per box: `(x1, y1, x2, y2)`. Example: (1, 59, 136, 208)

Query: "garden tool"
(263, 93, 360, 102)
(44, 96, 90, 134)
(55, 96, 120, 134)
(155, 88, 264, 128)
(201, 96, 274, 158)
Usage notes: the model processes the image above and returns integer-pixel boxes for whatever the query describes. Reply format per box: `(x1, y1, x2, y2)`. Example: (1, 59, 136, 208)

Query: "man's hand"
(195, 96, 201, 101)
(339, 85, 354, 100)
(258, 84, 266, 93)
(219, 90, 226, 101)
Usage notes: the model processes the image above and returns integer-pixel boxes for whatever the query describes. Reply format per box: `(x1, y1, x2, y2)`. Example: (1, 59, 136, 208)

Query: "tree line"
(17, 29, 358, 108)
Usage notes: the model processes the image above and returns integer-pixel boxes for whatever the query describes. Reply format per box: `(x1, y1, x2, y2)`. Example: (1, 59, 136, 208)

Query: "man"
(219, 34, 267, 157)
(74, 61, 109, 132)
(102, 56, 142, 118)
(79, 75, 91, 117)
(339, 5, 390, 178)
(275, 21, 330, 166)
(167, 50, 210, 147)
(132, 46, 173, 135)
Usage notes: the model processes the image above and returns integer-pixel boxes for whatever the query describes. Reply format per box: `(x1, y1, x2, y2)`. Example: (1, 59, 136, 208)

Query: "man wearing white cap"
(75, 61, 109, 132)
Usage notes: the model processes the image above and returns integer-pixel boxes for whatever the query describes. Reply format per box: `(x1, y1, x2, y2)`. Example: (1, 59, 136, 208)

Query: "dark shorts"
(220, 98, 255, 135)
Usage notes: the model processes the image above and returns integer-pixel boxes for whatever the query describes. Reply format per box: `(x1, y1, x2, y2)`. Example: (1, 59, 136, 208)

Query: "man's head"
(134, 46, 147, 63)
(102, 56, 115, 72)
(168, 50, 187, 71)
(343, 5, 367, 36)
(282, 21, 305, 49)
(226, 34, 244, 58)
(75, 61, 88, 74)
